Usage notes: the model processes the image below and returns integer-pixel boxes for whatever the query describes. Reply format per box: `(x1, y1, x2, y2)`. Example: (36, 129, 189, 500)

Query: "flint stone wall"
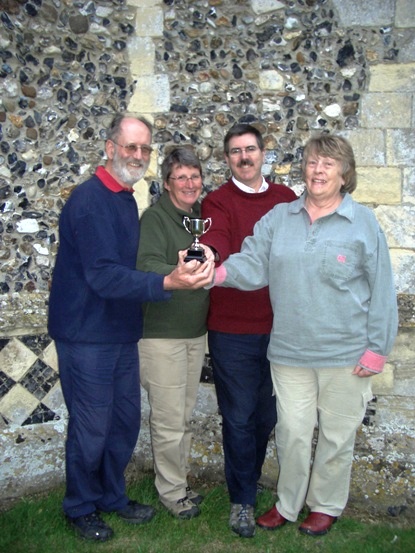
(0, 0, 414, 514)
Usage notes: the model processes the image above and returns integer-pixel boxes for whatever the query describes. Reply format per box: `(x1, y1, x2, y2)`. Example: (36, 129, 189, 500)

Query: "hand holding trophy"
(183, 217, 212, 262)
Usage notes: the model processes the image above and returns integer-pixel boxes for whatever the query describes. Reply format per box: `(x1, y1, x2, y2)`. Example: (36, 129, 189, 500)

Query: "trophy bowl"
(183, 217, 212, 262)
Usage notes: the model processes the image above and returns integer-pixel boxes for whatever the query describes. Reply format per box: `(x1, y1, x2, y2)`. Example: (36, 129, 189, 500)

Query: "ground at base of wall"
(127, 457, 415, 530)
(184, 472, 415, 528)
(2, 463, 414, 529)
(343, 497, 414, 528)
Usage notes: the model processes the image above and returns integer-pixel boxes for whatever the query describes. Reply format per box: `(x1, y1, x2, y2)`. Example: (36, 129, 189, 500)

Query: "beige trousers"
(270, 364, 373, 520)
(139, 336, 206, 502)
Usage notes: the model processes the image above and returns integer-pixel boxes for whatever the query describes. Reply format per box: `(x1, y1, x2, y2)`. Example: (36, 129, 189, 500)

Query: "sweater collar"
(158, 191, 202, 219)
(95, 166, 134, 193)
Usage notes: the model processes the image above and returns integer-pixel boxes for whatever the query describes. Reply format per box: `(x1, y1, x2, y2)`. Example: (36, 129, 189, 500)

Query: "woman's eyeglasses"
(168, 175, 202, 184)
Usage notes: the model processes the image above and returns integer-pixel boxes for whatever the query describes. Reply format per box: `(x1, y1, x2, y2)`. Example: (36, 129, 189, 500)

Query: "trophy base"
(184, 249, 206, 263)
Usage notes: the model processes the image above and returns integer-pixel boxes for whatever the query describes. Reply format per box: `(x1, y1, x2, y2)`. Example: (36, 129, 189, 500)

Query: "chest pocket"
(320, 241, 360, 282)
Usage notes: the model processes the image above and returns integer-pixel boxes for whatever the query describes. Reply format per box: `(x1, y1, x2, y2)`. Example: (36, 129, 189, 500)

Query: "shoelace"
(238, 506, 251, 522)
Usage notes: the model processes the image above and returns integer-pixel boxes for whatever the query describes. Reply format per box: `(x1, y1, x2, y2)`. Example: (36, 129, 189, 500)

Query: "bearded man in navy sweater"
(48, 113, 214, 542)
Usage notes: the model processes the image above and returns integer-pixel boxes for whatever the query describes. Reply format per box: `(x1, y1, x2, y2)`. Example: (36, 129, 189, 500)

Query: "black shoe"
(116, 500, 156, 524)
(66, 512, 114, 541)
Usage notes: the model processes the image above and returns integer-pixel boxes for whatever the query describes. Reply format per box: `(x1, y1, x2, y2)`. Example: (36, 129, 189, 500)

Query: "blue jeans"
(56, 341, 141, 518)
(208, 331, 277, 506)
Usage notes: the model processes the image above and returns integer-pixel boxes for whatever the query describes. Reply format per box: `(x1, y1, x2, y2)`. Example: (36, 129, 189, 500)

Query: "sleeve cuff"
(214, 265, 227, 285)
(358, 349, 387, 374)
(204, 264, 227, 290)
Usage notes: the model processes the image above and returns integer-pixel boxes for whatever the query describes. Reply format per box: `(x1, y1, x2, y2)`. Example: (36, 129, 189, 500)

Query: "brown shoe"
(256, 506, 287, 530)
(299, 512, 337, 536)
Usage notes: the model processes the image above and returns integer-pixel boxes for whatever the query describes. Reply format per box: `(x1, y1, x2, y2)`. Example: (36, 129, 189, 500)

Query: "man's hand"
(201, 245, 216, 262)
(163, 250, 215, 290)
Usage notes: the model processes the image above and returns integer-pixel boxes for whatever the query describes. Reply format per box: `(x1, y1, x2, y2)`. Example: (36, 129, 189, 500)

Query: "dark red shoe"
(299, 512, 337, 536)
(256, 506, 287, 530)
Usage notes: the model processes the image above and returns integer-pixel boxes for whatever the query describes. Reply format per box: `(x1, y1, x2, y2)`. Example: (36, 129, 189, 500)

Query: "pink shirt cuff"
(358, 349, 387, 373)
(204, 265, 227, 290)
(214, 265, 227, 286)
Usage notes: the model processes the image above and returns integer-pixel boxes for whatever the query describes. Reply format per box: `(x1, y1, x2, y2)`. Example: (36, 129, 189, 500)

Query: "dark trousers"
(56, 341, 141, 518)
(208, 331, 277, 506)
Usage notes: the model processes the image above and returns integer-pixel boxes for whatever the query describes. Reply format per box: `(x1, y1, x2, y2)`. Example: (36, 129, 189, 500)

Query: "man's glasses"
(228, 145, 259, 156)
(112, 141, 153, 157)
(169, 175, 202, 184)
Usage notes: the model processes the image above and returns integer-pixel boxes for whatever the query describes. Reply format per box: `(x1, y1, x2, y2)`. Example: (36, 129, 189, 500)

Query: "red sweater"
(201, 179, 297, 334)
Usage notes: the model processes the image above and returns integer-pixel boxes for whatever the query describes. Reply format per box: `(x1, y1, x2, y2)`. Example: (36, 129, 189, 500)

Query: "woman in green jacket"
(137, 147, 209, 519)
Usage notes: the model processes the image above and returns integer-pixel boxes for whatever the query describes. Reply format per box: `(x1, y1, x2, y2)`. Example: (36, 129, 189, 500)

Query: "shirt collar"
(289, 191, 355, 222)
(95, 166, 134, 193)
(232, 176, 269, 194)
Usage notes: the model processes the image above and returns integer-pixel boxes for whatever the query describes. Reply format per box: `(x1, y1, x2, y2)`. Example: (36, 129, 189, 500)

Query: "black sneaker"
(116, 500, 156, 524)
(66, 512, 114, 541)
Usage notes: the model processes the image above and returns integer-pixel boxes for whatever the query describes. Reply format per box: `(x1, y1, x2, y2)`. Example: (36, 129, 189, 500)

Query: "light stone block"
(0, 338, 37, 380)
(331, 0, 394, 27)
(372, 363, 394, 394)
(42, 341, 58, 372)
(251, 0, 285, 15)
(134, 7, 164, 37)
(128, 37, 155, 77)
(131, 148, 158, 214)
(42, 382, 67, 418)
(361, 93, 412, 129)
(386, 129, 415, 166)
(395, 0, 415, 28)
(355, 167, 401, 204)
(387, 329, 415, 396)
(403, 167, 415, 204)
(369, 63, 415, 92)
(0, 385, 38, 426)
(128, 74, 170, 114)
(342, 129, 385, 166)
(388, 329, 415, 366)
(374, 205, 415, 249)
(134, 181, 151, 216)
(390, 249, 415, 295)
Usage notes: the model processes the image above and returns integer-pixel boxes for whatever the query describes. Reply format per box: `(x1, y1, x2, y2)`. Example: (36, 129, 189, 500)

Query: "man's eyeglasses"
(169, 175, 202, 184)
(228, 145, 259, 156)
(112, 141, 153, 157)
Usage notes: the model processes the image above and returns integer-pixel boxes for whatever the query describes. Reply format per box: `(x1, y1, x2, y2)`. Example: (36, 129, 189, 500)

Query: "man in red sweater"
(201, 123, 296, 538)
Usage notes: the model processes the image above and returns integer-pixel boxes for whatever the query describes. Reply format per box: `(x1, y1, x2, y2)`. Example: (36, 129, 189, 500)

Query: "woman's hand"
(352, 366, 376, 378)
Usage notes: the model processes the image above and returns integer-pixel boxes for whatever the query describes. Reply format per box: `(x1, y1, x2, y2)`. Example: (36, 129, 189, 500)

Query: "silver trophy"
(183, 217, 212, 262)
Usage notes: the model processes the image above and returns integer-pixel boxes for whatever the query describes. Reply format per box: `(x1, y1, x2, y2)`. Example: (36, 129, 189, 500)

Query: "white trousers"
(270, 364, 373, 520)
(139, 336, 206, 502)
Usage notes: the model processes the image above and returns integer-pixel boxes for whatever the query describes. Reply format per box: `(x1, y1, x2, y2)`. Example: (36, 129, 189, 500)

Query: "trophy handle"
(203, 218, 212, 233)
(183, 216, 191, 233)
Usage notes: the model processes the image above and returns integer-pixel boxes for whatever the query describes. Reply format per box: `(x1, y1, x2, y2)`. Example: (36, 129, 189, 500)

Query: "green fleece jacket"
(137, 192, 209, 339)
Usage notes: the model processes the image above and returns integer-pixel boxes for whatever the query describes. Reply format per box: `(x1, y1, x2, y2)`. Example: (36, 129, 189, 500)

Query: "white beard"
(112, 150, 149, 187)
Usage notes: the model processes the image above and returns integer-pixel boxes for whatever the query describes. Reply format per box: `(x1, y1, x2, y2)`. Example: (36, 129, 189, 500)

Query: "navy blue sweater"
(48, 173, 170, 344)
